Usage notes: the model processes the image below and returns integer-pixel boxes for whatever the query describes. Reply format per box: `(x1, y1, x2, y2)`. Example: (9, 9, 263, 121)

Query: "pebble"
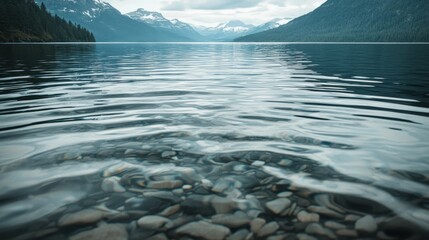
(161, 151, 176, 158)
(307, 205, 344, 218)
(101, 177, 126, 193)
(277, 191, 293, 198)
(252, 161, 265, 167)
(355, 215, 377, 233)
(70, 224, 128, 240)
(337, 229, 358, 237)
(212, 213, 251, 228)
(345, 214, 361, 221)
(147, 180, 183, 189)
(183, 185, 193, 190)
(305, 223, 336, 239)
(103, 163, 136, 177)
(201, 179, 214, 188)
(159, 204, 180, 217)
(250, 218, 266, 233)
(58, 209, 106, 227)
(297, 210, 320, 223)
(278, 159, 293, 166)
(266, 198, 291, 215)
(324, 221, 346, 230)
(137, 215, 170, 230)
(257, 222, 279, 237)
(176, 221, 231, 240)
(227, 229, 250, 240)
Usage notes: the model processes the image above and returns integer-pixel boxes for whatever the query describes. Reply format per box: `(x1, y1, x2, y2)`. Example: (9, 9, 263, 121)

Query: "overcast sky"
(104, 0, 326, 27)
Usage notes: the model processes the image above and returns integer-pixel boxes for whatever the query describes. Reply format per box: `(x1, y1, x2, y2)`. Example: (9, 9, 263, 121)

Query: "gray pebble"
(355, 215, 377, 233)
(266, 198, 291, 215)
(257, 222, 279, 237)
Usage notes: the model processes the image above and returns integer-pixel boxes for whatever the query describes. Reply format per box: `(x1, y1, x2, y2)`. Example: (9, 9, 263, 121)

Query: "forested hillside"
(236, 0, 429, 42)
(0, 0, 95, 42)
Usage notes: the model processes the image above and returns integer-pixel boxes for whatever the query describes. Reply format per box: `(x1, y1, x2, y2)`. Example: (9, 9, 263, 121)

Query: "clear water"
(0, 43, 428, 239)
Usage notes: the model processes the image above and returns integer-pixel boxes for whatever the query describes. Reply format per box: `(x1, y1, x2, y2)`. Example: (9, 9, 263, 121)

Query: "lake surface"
(0, 43, 428, 240)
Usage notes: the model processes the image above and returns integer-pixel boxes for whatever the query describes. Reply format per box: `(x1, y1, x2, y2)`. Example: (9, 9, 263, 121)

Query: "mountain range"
(126, 8, 205, 41)
(236, 0, 429, 42)
(35, 0, 290, 42)
(35, 0, 191, 42)
(195, 19, 291, 41)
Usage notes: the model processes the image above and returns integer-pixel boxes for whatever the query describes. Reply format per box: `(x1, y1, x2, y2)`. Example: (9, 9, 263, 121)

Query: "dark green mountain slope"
(236, 0, 429, 42)
(0, 0, 95, 42)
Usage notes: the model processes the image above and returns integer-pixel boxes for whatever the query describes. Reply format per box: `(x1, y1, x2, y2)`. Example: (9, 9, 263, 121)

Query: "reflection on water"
(0, 43, 429, 239)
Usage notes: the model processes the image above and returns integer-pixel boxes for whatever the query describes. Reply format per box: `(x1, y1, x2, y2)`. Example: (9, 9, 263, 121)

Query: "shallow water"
(0, 43, 429, 239)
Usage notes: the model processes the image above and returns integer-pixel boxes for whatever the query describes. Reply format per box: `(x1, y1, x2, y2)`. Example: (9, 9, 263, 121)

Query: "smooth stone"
(102, 177, 126, 193)
(70, 224, 127, 240)
(266, 198, 291, 215)
(176, 221, 231, 240)
(201, 179, 214, 188)
(227, 229, 250, 240)
(277, 191, 293, 198)
(257, 222, 279, 237)
(137, 215, 170, 230)
(58, 209, 106, 226)
(183, 184, 192, 190)
(305, 223, 336, 239)
(250, 218, 266, 233)
(164, 216, 196, 230)
(324, 221, 346, 230)
(297, 233, 317, 240)
(161, 151, 176, 158)
(159, 204, 180, 217)
(345, 214, 361, 221)
(147, 180, 183, 189)
(252, 161, 265, 167)
(337, 229, 358, 237)
(297, 210, 320, 223)
(103, 163, 137, 177)
(212, 213, 251, 228)
(355, 215, 377, 233)
(307, 205, 344, 218)
(278, 159, 292, 166)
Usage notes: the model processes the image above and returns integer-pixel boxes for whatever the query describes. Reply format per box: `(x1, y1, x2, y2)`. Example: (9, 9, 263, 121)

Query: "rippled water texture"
(0, 43, 429, 239)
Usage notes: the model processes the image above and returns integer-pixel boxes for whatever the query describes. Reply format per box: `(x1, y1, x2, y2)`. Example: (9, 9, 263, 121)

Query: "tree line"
(0, 0, 95, 42)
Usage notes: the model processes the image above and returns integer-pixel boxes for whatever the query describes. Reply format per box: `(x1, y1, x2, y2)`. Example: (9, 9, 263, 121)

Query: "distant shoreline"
(1, 42, 429, 45)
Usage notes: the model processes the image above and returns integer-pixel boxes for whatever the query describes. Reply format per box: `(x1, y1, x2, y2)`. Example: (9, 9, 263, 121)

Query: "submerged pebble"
(176, 221, 231, 240)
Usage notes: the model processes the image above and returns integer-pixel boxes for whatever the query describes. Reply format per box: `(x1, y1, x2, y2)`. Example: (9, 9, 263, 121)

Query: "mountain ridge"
(35, 0, 191, 42)
(236, 0, 429, 42)
(126, 8, 205, 41)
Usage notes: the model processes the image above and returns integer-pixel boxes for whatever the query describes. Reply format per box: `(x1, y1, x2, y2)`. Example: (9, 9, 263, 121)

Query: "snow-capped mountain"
(126, 8, 205, 41)
(35, 0, 190, 42)
(195, 20, 255, 41)
(195, 19, 291, 41)
(247, 18, 292, 35)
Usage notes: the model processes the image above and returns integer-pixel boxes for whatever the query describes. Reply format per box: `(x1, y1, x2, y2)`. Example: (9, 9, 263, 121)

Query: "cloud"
(162, 0, 262, 10)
